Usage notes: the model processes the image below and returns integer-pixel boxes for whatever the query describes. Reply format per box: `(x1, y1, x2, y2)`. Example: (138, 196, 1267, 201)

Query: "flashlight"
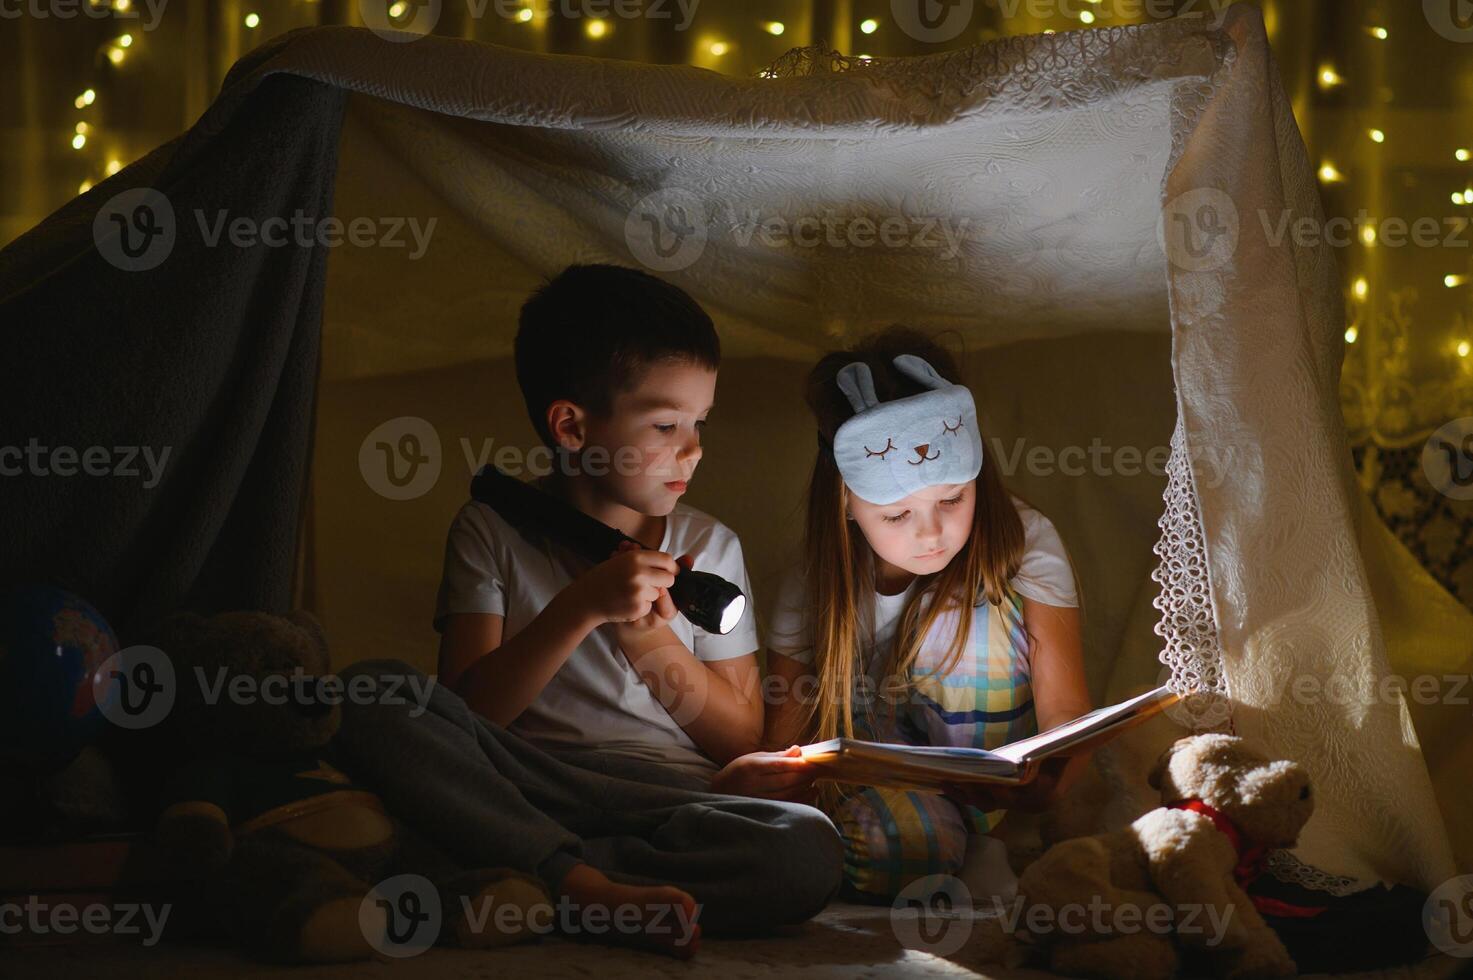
(468, 466, 747, 635)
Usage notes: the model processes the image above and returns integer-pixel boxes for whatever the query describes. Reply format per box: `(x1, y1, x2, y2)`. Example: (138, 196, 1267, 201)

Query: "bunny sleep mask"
(830, 354, 984, 506)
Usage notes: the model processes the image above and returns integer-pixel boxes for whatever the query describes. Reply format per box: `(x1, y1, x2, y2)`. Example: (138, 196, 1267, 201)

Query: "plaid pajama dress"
(829, 587, 1036, 898)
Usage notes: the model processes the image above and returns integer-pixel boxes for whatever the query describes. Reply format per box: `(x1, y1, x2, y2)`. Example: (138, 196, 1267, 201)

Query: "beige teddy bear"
(1015, 734, 1314, 980)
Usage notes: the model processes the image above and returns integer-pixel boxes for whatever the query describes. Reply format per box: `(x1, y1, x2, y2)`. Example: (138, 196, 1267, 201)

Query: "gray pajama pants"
(328, 659, 844, 933)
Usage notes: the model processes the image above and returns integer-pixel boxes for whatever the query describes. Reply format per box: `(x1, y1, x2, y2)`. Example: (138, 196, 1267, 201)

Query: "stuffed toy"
(149, 609, 548, 963)
(1015, 734, 1314, 980)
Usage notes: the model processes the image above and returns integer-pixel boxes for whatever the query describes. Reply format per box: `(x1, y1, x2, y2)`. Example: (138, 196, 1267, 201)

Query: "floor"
(4, 902, 1465, 980)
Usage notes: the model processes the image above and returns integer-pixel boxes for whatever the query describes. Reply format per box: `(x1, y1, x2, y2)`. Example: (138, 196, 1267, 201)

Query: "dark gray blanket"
(0, 32, 346, 639)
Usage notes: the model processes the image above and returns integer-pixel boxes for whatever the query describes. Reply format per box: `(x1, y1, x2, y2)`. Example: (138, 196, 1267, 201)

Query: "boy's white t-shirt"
(767, 495, 1078, 665)
(434, 500, 760, 781)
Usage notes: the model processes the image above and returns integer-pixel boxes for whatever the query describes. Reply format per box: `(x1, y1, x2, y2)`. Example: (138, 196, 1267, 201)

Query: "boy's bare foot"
(558, 863, 700, 959)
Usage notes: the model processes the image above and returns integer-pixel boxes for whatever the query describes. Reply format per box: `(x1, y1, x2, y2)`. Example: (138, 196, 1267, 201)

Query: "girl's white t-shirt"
(767, 495, 1078, 666)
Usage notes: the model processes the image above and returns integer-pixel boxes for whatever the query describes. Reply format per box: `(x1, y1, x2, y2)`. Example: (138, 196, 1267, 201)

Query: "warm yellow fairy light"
(74, 88, 96, 109)
(1459, 340, 1471, 359)
(1448, 274, 1469, 288)
(107, 47, 125, 65)
(244, 12, 259, 27)
(117, 33, 132, 47)
(114, 0, 131, 9)
(1456, 192, 1468, 206)
(1361, 225, 1377, 246)
(1368, 26, 1388, 40)
(1318, 162, 1343, 183)
(585, 18, 608, 38)
(1345, 326, 1358, 344)
(1458, 149, 1471, 163)
(859, 18, 878, 34)
(71, 133, 87, 150)
(1353, 277, 1368, 300)
(1079, 10, 1096, 23)
(763, 21, 785, 35)
(515, 6, 532, 21)
(75, 121, 89, 135)
(708, 40, 729, 56)
(1318, 66, 1343, 89)
(1368, 129, 1385, 143)
(105, 159, 121, 176)
(388, 1, 406, 17)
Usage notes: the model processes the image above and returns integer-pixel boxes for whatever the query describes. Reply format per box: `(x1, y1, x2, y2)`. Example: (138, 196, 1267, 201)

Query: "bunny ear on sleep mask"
(830, 355, 984, 505)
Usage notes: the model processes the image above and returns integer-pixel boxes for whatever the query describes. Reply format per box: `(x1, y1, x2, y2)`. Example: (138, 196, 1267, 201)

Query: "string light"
(71, 133, 86, 150)
(763, 21, 784, 36)
(1079, 10, 1095, 23)
(859, 18, 879, 34)
(1318, 66, 1343, 90)
(1367, 26, 1388, 40)
(1459, 340, 1471, 359)
(708, 40, 729, 56)
(75, 121, 89, 135)
(515, 7, 532, 21)
(244, 12, 259, 28)
(1345, 326, 1359, 344)
(1457, 149, 1471, 163)
(1318, 162, 1344, 183)
(105, 159, 121, 176)
(1448, 274, 1469, 289)
(106, 46, 125, 65)
(1353, 277, 1368, 300)
(1361, 225, 1377, 246)
(117, 33, 132, 48)
(585, 18, 608, 38)
(1368, 128, 1384, 143)
(388, 1, 406, 18)
(1456, 192, 1468, 206)
(74, 88, 95, 109)
(78, 179, 93, 194)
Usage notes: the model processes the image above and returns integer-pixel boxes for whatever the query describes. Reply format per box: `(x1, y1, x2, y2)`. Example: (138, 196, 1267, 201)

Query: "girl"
(764, 327, 1094, 901)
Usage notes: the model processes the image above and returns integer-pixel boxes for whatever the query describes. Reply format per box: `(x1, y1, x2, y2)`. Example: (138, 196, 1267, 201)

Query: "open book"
(799, 685, 1179, 790)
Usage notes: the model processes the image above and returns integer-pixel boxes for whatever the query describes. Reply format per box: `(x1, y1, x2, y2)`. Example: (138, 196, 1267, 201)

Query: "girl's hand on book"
(710, 745, 818, 804)
(941, 756, 1070, 813)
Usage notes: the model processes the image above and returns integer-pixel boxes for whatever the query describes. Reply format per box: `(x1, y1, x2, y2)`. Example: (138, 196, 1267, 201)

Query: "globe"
(0, 587, 118, 774)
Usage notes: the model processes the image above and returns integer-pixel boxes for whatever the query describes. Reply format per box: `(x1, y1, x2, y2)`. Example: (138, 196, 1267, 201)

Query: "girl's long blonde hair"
(799, 327, 1027, 747)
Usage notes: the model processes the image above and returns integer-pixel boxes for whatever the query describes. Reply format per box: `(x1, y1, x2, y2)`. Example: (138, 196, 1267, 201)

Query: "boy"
(333, 264, 842, 957)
